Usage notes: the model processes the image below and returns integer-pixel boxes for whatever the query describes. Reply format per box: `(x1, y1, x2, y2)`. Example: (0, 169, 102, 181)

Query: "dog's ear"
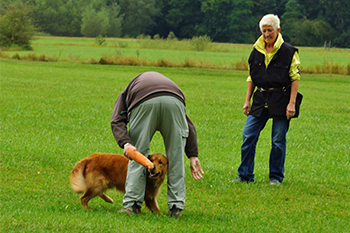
(163, 155, 168, 165)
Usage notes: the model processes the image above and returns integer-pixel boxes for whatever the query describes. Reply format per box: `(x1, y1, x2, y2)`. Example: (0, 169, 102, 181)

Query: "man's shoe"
(169, 205, 182, 218)
(269, 179, 281, 186)
(117, 202, 141, 215)
(230, 176, 254, 183)
(117, 207, 134, 215)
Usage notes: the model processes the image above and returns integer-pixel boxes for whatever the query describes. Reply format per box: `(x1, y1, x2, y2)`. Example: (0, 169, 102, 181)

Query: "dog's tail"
(70, 159, 88, 193)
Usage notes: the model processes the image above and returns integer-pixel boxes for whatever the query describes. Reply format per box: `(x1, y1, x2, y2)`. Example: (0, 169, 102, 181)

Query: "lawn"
(0, 45, 349, 232)
(2, 36, 350, 71)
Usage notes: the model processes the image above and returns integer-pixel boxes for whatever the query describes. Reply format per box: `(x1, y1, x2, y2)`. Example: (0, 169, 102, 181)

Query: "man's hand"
(123, 143, 137, 160)
(190, 157, 204, 180)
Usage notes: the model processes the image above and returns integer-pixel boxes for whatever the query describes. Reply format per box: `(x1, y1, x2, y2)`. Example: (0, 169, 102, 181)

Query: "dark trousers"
(238, 110, 290, 182)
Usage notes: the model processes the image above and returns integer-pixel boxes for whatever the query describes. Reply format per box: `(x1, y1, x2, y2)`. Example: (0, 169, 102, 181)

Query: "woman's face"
(261, 25, 280, 46)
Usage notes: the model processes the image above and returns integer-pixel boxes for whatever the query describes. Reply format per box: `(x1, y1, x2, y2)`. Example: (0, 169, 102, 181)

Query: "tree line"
(1, 0, 349, 48)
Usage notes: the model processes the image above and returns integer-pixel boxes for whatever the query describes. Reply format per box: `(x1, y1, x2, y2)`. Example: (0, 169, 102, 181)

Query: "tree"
(4, 0, 349, 47)
(281, 0, 304, 43)
(292, 19, 337, 46)
(0, 2, 36, 49)
(320, 0, 350, 48)
(252, 0, 288, 24)
(282, 0, 337, 46)
(201, 0, 255, 43)
(81, 5, 109, 37)
(31, 0, 83, 36)
(106, 2, 123, 37)
(164, 0, 203, 39)
(116, 0, 160, 37)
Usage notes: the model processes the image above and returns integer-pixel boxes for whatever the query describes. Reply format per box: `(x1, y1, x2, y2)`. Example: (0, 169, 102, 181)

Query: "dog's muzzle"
(148, 166, 161, 179)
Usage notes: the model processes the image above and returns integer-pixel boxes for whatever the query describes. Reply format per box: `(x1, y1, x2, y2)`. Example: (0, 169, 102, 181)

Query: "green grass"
(1, 55, 350, 231)
(2, 36, 350, 72)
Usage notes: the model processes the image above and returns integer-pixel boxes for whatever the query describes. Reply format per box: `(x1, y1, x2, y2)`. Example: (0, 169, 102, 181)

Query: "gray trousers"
(124, 96, 188, 210)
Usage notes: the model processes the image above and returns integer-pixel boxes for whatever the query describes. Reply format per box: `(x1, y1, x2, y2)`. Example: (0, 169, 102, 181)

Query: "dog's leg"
(80, 189, 99, 209)
(100, 193, 114, 203)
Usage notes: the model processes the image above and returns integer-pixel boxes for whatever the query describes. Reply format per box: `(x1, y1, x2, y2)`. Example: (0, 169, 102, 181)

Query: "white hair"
(259, 14, 280, 31)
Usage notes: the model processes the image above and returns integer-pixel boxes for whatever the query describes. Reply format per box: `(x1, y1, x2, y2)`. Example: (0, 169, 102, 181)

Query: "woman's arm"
(286, 80, 299, 120)
(243, 81, 256, 116)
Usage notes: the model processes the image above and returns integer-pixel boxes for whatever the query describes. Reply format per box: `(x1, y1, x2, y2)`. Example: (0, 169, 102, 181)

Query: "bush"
(136, 34, 151, 40)
(333, 31, 350, 48)
(95, 35, 107, 46)
(285, 19, 337, 47)
(0, 2, 36, 49)
(191, 35, 212, 51)
(153, 34, 161, 40)
(167, 31, 177, 40)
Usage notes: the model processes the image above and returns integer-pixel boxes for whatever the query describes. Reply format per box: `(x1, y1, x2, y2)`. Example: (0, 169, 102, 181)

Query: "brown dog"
(70, 153, 168, 214)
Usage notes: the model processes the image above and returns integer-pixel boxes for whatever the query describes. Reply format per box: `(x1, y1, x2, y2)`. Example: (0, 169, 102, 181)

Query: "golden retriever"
(70, 153, 168, 214)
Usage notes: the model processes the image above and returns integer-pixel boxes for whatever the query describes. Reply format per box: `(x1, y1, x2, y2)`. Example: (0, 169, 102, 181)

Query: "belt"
(257, 86, 290, 93)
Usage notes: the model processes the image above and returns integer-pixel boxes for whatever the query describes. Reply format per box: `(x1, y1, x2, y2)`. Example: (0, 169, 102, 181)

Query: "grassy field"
(1, 38, 350, 232)
(1, 36, 350, 73)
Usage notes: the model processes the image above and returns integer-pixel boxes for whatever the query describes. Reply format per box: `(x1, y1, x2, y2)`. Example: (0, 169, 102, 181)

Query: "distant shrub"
(167, 31, 177, 40)
(0, 2, 36, 49)
(95, 35, 107, 45)
(235, 58, 249, 70)
(156, 58, 175, 67)
(12, 53, 21, 60)
(136, 34, 151, 40)
(302, 61, 350, 75)
(99, 54, 148, 66)
(6, 53, 59, 62)
(153, 34, 161, 40)
(26, 54, 49, 62)
(183, 58, 197, 67)
(113, 40, 128, 48)
(191, 35, 212, 51)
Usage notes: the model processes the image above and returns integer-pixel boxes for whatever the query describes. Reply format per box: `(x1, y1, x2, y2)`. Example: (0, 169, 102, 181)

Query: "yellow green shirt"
(247, 33, 300, 82)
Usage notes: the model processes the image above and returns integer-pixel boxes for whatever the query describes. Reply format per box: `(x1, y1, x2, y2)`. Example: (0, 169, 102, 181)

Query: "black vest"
(248, 42, 298, 118)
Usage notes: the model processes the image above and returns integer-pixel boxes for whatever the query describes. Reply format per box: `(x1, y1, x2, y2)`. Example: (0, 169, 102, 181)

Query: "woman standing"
(233, 14, 302, 185)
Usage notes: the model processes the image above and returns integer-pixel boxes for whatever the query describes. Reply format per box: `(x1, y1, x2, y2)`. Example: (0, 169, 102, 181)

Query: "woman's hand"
(243, 102, 251, 116)
(286, 103, 296, 120)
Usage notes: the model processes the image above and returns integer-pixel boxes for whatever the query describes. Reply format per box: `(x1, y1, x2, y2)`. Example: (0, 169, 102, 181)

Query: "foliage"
(200, 0, 256, 43)
(281, 0, 338, 46)
(286, 19, 337, 47)
(333, 31, 350, 48)
(30, 0, 83, 36)
(106, 2, 123, 37)
(153, 34, 161, 40)
(81, 5, 109, 37)
(80, 1, 122, 38)
(116, 0, 160, 38)
(191, 35, 212, 51)
(0, 2, 36, 49)
(3, 0, 350, 47)
(162, 0, 204, 39)
(95, 35, 107, 45)
(166, 31, 177, 40)
(319, 0, 350, 48)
